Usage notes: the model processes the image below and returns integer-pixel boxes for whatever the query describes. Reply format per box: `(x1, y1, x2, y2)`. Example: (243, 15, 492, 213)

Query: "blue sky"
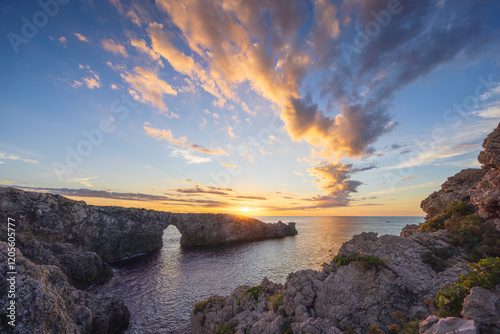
(1, 0, 499, 215)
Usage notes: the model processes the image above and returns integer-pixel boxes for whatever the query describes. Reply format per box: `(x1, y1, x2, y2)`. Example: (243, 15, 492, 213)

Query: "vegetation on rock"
(213, 322, 237, 334)
(238, 285, 265, 305)
(269, 291, 284, 313)
(420, 201, 474, 232)
(420, 201, 500, 261)
(334, 253, 384, 269)
(193, 297, 212, 314)
(421, 246, 456, 272)
(435, 257, 500, 317)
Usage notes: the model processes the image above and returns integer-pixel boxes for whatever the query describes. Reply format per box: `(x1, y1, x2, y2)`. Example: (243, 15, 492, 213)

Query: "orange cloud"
(101, 38, 128, 57)
(121, 67, 177, 115)
(74, 32, 89, 43)
(143, 125, 228, 156)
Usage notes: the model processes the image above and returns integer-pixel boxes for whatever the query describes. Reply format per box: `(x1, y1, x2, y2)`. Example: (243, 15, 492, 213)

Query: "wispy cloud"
(59, 36, 67, 47)
(169, 147, 211, 164)
(144, 124, 228, 156)
(121, 67, 177, 116)
(0, 151, 39, 164)
(74, 32, 89, 43)
(101, 38, 129, 57)
(172, 185, 233, 195)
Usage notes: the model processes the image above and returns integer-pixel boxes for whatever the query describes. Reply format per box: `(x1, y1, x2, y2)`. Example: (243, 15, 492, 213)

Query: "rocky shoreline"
(0, 189, 296, 333)
(190, 123, 500, 334)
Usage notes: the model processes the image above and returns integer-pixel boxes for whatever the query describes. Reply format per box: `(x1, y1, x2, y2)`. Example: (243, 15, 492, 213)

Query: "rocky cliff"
(422, 122, 500, 230)
(191, 123, 500, 334)
(0, 188, 297, 262)
(0, 187, 296, 333)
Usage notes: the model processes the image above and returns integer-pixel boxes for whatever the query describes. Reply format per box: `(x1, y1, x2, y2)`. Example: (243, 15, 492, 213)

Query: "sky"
(1, 0, 500, 216)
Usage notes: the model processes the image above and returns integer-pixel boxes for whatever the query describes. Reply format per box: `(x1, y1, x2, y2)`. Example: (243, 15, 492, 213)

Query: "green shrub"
(279, 319, 292, 334)
(446, 214, 500, 260)
(369, 325, 384, 334)
(401, 319, 420, 334)
(269, 291, 284, 313)
(214, 322, 237, 334)
(334, 253, 384, 269)
(420, 201, 474, 232)
(435, 257, 500, 317)
(422, 251, 450, 272)
(343, 326, 357, 334)
(193, 297, 212, 314)
(239, 285, 264, 305)
(422, 247, 456, 272)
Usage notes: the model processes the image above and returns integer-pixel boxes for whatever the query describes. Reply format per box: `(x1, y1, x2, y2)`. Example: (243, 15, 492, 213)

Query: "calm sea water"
(92, 216, 423, 334)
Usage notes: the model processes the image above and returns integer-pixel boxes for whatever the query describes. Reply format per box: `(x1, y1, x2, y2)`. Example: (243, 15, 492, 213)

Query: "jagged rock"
(0, 242, 129, 334)
(191, 277, 284, 334)
(170, 214, 298, 247)
(478, 122, 500, 169)
(0, 187, 297, 262)
(192, 232, 471, 333)
(419, 316, 479, 334)
(18, 238, 113, 290)
(462, 287, 500, 333)
(420, 169, 487, 220)
(419, 316, 440, 332)
(85, 293, 130, 334)
(292, 317, 342, 334)
(470, 169, 500, 229)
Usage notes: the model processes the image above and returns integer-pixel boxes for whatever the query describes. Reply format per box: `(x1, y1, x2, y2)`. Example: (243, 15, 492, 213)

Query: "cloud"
(0, 151, 39, 164)
(147, 0, 495, 161)
(110, 84, 118, 90)
(304, 162, 375, 208)
(169, 147, 211, 164)
(172, 185, 233, 195)
(121, 67, 177, 115)
(74, 33, 89, 43)
(0, 179, 14, 185)
(144, 124, 228, 156)
(59, 36, 67, 47)
(474, 83, 500, 118)
(234, 196, 267, 200)
(130, 38, 163, 67)
(386, 119, 497, 170)
(127, 9, 141, 26)
(101, 38, 129, 57)
(83, 75, 101, 89)
(222, 163, 239, 168)
(69, 176, 98, 188)
(227, 126, 237, 138)
(13, 186, 172, 201)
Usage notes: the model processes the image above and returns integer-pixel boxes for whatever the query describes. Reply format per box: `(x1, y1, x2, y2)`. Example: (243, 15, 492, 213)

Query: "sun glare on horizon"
(240, 207, 250, 213)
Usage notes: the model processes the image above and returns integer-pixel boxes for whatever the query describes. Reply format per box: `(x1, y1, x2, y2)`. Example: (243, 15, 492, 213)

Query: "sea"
(91, 216, 424, 333)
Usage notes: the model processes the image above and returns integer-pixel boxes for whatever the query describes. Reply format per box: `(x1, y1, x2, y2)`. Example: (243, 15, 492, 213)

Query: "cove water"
(91, 216, 424, 333)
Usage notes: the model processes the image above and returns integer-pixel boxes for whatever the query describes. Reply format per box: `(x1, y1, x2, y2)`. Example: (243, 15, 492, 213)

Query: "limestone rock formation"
(419, 316, 479, 334)
(0, 187, 297, 262)
(469, 123, 500, 230)
(421, 122, 500, 230)
(420, 168, 486, 220)
(171, 213, 297, 247)
(462, 287, 500, 333)
(0, 187, 296, 332)
(478, 122, 500, 169)
(191, 232, 471, 333)
(0, 241, 129, 334)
